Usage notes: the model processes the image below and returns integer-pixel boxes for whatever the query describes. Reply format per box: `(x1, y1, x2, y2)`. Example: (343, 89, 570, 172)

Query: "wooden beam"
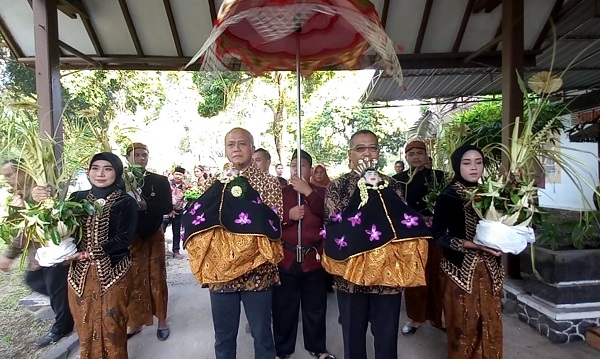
(208, 0, 217, 23)
(17, 51, 539, 70)
(58, 40, 103, 68)
(380, 0, 391, 29)
(32, 0, 63, 156)
(501, 0, 524, 279)
(453, 0, 476, 52)
(533, 0, 564, 50)
(474, 0, 502, 13)
(163, 0, 183, 57)
(0, 16, 24, 58)
(414, 0, 434, 53)
(118, 0, 144, 56)
(81, 16, 104, 56)
(57, 0, 89, 19)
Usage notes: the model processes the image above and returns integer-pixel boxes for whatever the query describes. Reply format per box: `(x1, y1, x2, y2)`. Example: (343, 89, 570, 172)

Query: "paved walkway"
(122, 251, 599, 359)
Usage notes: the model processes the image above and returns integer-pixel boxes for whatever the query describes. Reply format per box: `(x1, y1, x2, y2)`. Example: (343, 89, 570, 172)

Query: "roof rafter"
(533, 0, 564, 50)
(414, 0, 434, 54)
(453, 0, 476, 52)
(208, 0, 217, 23)
(118, 0, 144, 56)
(57, 0, 89, 19)
(81, 16, 104, 56)
(58, 40, 103, 68)
(163, 0, 183, 57)
(0, 16, 24, 57)
(380, 0, 391, 29)
(473, 0, 501, 14)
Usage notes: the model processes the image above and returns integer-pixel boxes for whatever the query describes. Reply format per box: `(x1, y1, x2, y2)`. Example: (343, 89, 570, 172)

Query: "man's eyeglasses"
(350, 145, 379, 153)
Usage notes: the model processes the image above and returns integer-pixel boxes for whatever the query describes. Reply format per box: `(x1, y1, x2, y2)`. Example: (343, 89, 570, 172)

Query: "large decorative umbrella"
(187, 0, 403, 262)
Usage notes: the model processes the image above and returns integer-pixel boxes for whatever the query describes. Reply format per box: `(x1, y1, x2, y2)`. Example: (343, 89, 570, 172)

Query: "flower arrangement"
(184, 185, 202, 200)
(467, 69, 598, 255)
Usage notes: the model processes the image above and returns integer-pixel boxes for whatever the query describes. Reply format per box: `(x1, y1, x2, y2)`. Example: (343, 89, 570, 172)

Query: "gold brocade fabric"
(322, 237, 428, 287)
(186, 227, 283, 285)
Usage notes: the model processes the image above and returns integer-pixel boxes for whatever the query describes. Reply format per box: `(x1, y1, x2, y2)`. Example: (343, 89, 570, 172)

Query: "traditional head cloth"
(126, 142, 148, 155)
(405, 140, 427, 153)
(291, 149, 313, 167)
(174, 166, 186, 174)
(311, 164, 331, 187)
(88, 152, 125, 198)
(450, 145, 485, 187)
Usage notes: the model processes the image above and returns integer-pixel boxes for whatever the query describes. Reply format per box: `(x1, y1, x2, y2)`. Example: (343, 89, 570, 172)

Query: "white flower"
(56, 221, 73, 239)
(231, 186, 243, 197)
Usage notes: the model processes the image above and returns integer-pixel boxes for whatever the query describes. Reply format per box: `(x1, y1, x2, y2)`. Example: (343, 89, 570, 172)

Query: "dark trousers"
(337, 291, 402, 359)
(272, 268, 328, 356)
(169, 213, 182, 252)
(210, 289, 276, 359)
(25, 265, 74, 335)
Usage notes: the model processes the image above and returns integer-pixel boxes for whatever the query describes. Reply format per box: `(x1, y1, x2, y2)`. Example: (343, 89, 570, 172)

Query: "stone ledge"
(39, 332, 79, 359)
(504, 285, 600, 343)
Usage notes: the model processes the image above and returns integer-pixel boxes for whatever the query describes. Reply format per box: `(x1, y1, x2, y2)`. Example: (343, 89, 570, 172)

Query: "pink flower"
(348, 212, 362, 227)
(235, 212, 252, 225)
(268, 219, 278, 232)
(192, 213, 206, 225)
(366, 225, 381, 241)
(335, 236, 347, 249)
(190, 202, 201, 215)
(331, 212, 342, 223)
(319, 227, 327, 238)
(401, 214, 419, 228)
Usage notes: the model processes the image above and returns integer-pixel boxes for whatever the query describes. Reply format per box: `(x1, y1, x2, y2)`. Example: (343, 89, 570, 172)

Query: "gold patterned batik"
(323, 171, 428, 290)
(444, 262, 503, 359)
(322, 237, 428, 287)
(185, 164, 284, 291)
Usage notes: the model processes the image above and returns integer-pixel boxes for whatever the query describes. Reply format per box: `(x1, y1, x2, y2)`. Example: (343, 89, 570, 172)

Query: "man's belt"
(282, 240, 322, 262)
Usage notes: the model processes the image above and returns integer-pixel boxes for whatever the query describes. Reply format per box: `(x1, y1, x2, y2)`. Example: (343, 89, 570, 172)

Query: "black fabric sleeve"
(432, 192, 465, 252)
(145, 176, 172, 216)
(99, 196, 138, 256)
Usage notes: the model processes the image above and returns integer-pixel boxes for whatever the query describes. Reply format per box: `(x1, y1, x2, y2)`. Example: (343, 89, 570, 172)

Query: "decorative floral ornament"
(348, 212, 362, 227)
(401, 213, 419, 228)
(235, 212, 252, 225)
(180, 227, 186, 241)
(366, 224, 381, 241)
(96, 198, 106, 207)
(335, 236, 347, 249)
(189, 202, 201, 215)
(527, 71, 563, 95)
(319, 227, 327, 238)
(331, 212, 342, 222)
(252, 196, 262, 204)
(231, 186, 243, 197)
(268, 219, 279, 232)
(192, 213, 206, 225)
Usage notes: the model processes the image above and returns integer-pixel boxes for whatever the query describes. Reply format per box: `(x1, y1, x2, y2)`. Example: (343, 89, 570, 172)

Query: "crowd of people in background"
(0, 126, 504, 359)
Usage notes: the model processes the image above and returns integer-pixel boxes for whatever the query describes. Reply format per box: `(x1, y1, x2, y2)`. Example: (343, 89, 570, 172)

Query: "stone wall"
(503, 288, 600, 343)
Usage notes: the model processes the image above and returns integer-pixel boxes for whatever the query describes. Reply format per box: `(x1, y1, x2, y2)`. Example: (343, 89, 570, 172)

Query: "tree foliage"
(191, 71, 249, 118)
(302, 101, 406, 167)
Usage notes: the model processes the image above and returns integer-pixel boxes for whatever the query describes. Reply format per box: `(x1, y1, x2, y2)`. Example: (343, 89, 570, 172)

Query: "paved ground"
(68, 231, 600, 359)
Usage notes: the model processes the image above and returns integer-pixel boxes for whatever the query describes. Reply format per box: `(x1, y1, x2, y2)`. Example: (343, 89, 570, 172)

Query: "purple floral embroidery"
(335, 236, 347, 249)
(192, 213, 206, 225)
(190, 202, 201, 215)
(268, 219, 278, 232)
(271, 206, 278, 214)
(319, 227, 327, 238)
(401, 214, 419, 228)
(180, 228, 185, 241)
(235, 212, 252, 225)
(253, 196, 262, 204)
(366, 224, 381, 241)
(348, 212, 362, 227)
(331, 212, 342, 223)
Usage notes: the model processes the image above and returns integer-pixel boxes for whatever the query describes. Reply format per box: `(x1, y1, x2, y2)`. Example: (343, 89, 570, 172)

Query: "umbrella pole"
(295, 30, 304, 263)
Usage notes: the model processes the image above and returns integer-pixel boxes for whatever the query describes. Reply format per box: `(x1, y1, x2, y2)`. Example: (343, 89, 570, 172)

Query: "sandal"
(309, 352, 337, 359)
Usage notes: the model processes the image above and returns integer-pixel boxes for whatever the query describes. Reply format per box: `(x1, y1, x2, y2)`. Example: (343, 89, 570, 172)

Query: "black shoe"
(157, 327, 170, 341)
(309, 352, 336, 359)
(34, 332, 66, 348)
(401, 323, 419, 336)
(127, 329, 142, 339)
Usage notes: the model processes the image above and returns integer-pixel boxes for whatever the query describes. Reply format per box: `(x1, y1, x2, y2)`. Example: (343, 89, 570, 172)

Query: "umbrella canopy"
(187, 0, 402, 83)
